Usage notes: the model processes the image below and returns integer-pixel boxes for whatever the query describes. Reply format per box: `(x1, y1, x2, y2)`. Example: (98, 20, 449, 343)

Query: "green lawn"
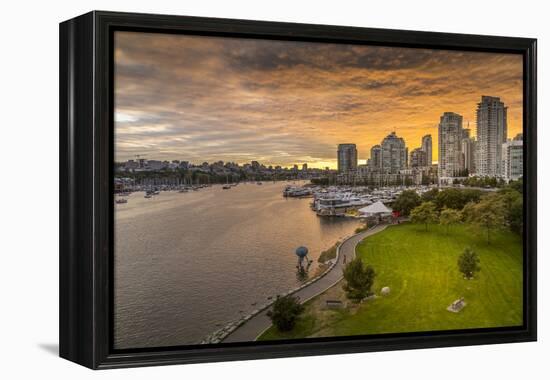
(259, 223, 523, 341)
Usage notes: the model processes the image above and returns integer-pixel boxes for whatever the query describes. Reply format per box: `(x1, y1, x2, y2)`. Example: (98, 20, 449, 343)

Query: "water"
(114, 181, 360, 349)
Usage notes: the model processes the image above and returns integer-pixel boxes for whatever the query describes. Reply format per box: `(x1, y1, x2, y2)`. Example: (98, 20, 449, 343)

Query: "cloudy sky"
(114, 31, 523, 168)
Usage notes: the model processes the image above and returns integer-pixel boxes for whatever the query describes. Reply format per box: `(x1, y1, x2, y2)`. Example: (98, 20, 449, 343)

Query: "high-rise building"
(380, 132, 407, 174)
(410, 148, 427, 168)
(502, 134, 523, 182)
(438, 112, 464, 178)
(369, 144, 382, 171)
(476, 96, 508, 177)
(337, 144, 358, 173)
(302, 163, 308, 171)
(421, 135, 432, 166)
(461, 137, 476, 174)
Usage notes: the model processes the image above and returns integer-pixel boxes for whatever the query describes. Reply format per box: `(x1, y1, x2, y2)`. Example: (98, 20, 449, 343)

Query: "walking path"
(222, 223, 388, 343)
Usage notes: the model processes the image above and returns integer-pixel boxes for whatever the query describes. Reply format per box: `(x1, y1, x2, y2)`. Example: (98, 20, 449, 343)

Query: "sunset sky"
(114, 31, 523, 168)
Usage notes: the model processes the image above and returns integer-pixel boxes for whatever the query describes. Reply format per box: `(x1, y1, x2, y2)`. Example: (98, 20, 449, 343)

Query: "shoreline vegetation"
(317, 243, 339, 264)
(312, 243, 341, 278)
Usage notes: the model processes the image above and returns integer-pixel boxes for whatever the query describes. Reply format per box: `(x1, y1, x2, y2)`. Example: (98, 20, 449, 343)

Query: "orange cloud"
(115, 32, 523, 168)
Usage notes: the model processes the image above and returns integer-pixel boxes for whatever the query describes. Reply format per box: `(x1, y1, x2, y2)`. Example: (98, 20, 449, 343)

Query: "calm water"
(114, 181, 360, 348)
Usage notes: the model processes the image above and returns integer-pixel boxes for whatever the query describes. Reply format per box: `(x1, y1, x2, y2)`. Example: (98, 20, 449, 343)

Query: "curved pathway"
(222, 223, 388, 343)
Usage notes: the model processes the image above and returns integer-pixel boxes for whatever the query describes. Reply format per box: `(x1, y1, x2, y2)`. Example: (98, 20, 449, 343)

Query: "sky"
(114, 31, 523, 168)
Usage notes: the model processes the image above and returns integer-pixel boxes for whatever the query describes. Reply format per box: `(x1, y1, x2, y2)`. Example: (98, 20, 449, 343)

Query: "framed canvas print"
(59, 11, 537, 369)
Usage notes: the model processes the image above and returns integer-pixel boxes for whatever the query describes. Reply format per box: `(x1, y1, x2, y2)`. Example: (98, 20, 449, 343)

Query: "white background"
(1, 0, 547, 378)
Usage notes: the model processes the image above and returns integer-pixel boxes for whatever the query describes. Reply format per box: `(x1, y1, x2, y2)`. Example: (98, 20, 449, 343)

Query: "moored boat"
(283, 186, 312, 197)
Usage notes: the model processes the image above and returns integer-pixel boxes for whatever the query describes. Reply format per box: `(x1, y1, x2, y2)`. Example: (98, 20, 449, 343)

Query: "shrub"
(267, 295, 305, 331)
(318, 243, 338, 263)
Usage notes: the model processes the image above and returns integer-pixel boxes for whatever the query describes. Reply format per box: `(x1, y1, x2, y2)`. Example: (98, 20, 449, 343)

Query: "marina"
(283, 184, 436, 217)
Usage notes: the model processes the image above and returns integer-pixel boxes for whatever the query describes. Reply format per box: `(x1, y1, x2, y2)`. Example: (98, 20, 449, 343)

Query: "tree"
(463, 194, 506, 244)
(439, 207, 462, 234)
(508, 178, 523, 194)
(497, 187, 523, 235)
(458, 247, 480, 279)
(508, 197, 523, 235)
(421, 188, 439, 203)
(434, 188, 482, 210)
(392, 190, 421, 216)
(410, 201, 439, 231)
(343, 257, 376, 302)
(267, 295, 305, 331)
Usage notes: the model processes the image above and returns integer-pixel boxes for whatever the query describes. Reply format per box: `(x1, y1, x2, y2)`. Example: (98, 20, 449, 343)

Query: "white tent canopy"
(358, 201, 392, 216)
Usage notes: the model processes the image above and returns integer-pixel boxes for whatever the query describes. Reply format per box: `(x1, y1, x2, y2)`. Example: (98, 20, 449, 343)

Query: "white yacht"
(314, 192, 372, 216)
(283, 186, 312, 197)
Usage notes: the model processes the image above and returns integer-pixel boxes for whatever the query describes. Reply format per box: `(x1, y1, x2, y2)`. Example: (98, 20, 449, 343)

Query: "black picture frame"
(59, 10, 537, 369)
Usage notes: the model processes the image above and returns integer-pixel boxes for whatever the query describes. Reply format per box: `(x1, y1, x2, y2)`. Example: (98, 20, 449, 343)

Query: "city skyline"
(115, 32, 523, 168)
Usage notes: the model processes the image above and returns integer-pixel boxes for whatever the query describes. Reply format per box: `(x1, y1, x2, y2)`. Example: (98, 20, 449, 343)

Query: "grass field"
(259, 223, 523, 341)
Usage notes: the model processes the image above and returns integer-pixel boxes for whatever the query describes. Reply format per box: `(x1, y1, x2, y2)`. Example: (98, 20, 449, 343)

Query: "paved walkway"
(222, 223, 388, 343)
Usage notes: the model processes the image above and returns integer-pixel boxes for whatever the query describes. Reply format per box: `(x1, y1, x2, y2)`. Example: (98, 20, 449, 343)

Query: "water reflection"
(114, 181, 360, 348)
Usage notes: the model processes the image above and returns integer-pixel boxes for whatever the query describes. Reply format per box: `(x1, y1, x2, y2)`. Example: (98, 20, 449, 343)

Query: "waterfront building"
(399, 168, 423, 185)
(124, 159, 140, 171)
(410, 147, 427, 168)
(421, 134, 432, 166)
(356, 164, 369, 178)
(502, 134, 523, 182)
(380, 132, 407, 174)
(337, 143, 358, 173)
(147, 160, 167, 171)
(358, 201, 392, 218)
(349, 171, 416, 187)
(476, 96, 508, 177)
(438, 112, 464, 179)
